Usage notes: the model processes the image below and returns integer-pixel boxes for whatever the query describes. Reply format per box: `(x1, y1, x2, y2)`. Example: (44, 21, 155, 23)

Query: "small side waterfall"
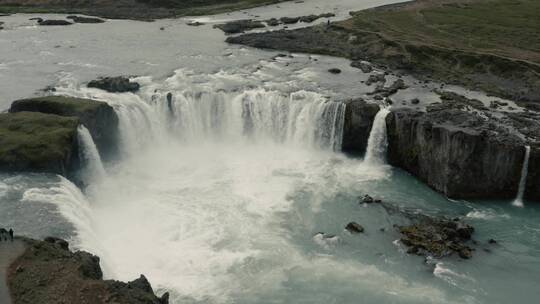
(512, 145, 531, 207)
(364, 108, 391, 165)
(77, 125, 106, 183)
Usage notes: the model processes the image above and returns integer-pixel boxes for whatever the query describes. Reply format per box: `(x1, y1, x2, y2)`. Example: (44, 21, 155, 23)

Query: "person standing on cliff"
(9, 228, 14, 241)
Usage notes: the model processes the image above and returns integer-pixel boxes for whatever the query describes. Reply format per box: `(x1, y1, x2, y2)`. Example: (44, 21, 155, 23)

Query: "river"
(1, 0, 540, 303)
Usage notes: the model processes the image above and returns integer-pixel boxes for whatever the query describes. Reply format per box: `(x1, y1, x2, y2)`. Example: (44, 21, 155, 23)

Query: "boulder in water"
(280, 16, 300, 24)
(399, 217, 475, 259)
(214, 19, 265, 34)
(87, 76, 140, 93)
(350, 61, 373, 73)
(38, 19, 73, 26)
(328, 68, 342, 74)
(66, 15, 105, 23)
(345, 222, 364, 234)
(361, 194, 375, 204)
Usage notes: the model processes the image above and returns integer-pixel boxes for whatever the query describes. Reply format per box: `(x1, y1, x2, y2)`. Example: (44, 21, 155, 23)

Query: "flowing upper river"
(1, 1, 540, 303)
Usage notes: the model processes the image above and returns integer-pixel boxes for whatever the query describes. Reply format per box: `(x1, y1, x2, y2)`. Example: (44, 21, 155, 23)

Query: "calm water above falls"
(1, 1, 540, 303)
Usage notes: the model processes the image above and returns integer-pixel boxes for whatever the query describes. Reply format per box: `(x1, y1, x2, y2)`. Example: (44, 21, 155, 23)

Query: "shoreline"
(226, 0, 540, 105)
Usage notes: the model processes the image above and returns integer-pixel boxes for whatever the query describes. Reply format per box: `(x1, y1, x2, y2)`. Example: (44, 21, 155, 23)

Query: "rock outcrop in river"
(10, 96, 119, 160)
(8, 237, 169, 304)
(0, 112, 79, 176)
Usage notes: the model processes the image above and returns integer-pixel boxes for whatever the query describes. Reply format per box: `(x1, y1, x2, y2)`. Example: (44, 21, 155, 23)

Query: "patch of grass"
(0, 112, 79, 171)
(10, 96, 108, 116)
(349, 0, 540, 63)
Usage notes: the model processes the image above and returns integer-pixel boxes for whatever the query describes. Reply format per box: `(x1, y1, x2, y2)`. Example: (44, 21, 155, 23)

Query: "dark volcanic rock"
(399, 217, 475, 259)
(38, 19, 73, 26)
(67, 15, 105, 23)
(351, 60, 373, 73)
(365, 74, 386, 86)
(386, 93, 526, 199)
(10, 96, 119, 160)
(328, 68, 341, 74)
(265, 18, 280, 26)
(214, 19, 265, 34)
(345, 222, 364, 234)
(8, 238, 168, 304)
(280, 16, 301, 24)
(88, 76, 140, 93)
(342, 98, 380, 154)
(368, 79, 407, 97)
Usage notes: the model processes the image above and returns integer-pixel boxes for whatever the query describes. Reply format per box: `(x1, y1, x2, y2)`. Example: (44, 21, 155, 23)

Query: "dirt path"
(0, 238, 27, 304)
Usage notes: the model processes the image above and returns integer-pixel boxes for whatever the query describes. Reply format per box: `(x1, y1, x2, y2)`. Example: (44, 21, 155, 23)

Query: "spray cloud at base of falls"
(512, 145, 531, 207)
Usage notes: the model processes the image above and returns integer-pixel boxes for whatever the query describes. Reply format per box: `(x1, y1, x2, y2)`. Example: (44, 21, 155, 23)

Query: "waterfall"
(512, 145, 531, 207)
(110, 88, 346, 153)
(364, 108, 391, 165)
(77, 125, 107, 183)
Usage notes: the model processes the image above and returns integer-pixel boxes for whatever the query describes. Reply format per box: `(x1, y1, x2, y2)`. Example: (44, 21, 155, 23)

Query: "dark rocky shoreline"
(7, 237, 168, 304)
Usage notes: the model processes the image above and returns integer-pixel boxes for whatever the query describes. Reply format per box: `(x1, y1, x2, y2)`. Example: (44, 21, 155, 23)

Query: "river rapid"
(1, 1, 540, 303)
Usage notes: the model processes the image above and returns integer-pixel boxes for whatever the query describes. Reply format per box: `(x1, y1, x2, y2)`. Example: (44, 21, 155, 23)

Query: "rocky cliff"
(10, 96, 119, 160)
(8, 237, 169, 304)
(341, 98, 380, 155)
(0, 112, 80, 176)
(385, 95, 532, 200)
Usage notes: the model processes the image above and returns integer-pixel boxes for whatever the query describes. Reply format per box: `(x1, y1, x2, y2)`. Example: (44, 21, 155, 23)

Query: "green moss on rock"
(0, 112, 79, 175)
(10, 96, 119, 160)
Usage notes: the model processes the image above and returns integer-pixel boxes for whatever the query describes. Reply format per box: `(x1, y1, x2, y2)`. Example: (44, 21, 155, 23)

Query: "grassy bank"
(228, 0, 540, 102)
(0, 0, 288, 20)
(0, 112, 79, 173)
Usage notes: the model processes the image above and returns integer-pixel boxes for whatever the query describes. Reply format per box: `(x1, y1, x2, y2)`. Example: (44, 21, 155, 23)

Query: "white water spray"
(364, 108, 391, 165)
(77, 125, 106, 183)
(512, 145, 531, 207)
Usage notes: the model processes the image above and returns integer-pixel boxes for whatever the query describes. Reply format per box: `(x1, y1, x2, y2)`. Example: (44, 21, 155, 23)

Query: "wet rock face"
(8, 238, 168, 304)
(88, 76, 140, 93)
(10, 96, 119, 161)
(399, 217, 474, 259)
(386, 95, 526, 199)
(341, 99, 380, 154)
